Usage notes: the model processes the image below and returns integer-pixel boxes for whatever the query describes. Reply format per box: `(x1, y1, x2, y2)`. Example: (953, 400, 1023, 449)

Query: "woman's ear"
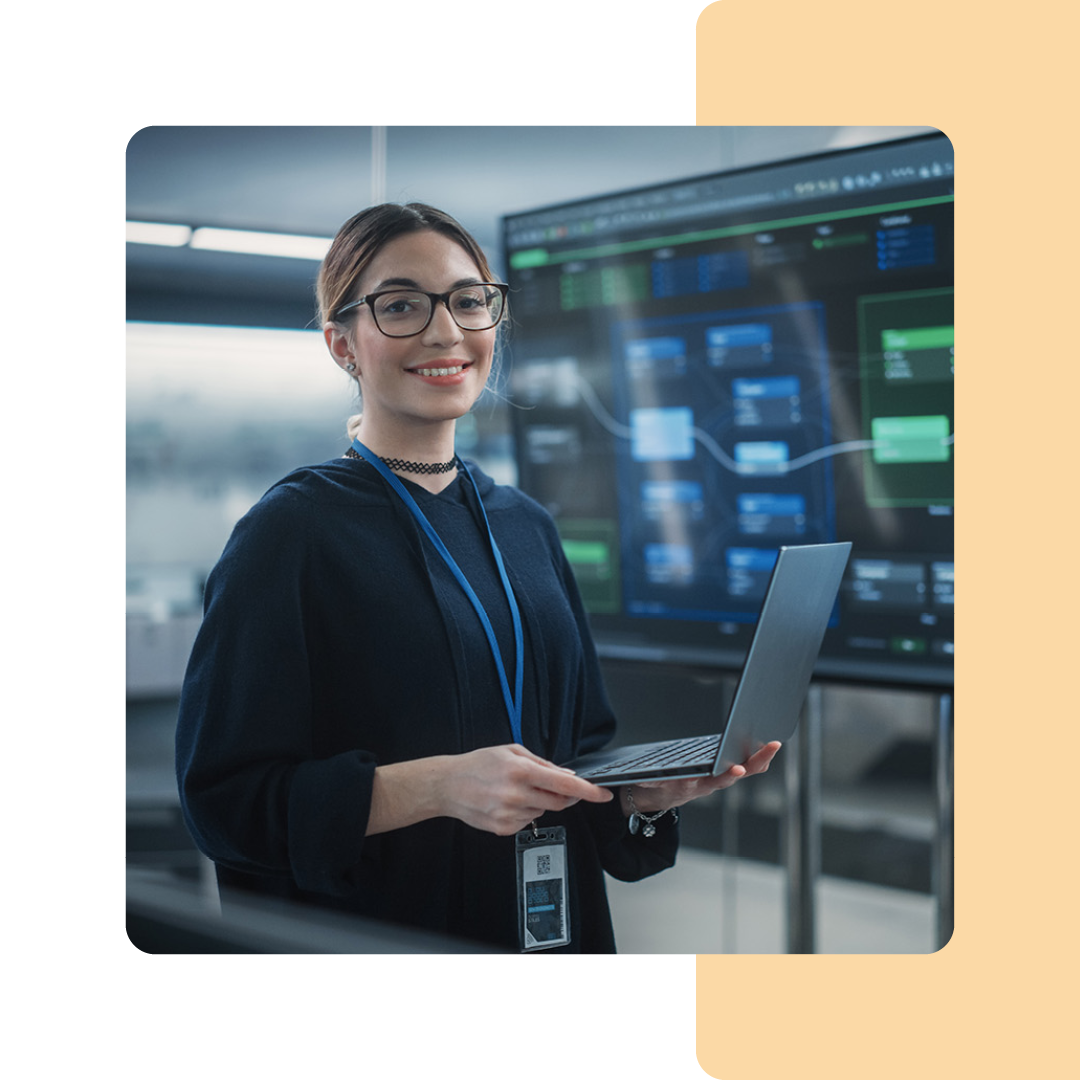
(324, 323, 358, 375)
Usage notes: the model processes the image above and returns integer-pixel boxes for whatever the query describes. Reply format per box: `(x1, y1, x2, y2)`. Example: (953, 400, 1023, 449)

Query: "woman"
(175, 203, 778, 952)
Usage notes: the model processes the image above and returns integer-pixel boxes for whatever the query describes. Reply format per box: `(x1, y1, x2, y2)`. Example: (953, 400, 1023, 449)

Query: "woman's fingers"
(445, 745, 613, 835)
(630, 741, 784, 810)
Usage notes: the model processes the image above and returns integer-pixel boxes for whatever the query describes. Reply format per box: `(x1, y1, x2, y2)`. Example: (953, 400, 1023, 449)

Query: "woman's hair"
(316, 202, 498, 328)
(316, 203, 506, 440)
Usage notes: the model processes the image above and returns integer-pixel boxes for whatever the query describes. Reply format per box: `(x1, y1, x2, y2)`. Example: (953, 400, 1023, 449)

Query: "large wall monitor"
(503, 133, 953, 686)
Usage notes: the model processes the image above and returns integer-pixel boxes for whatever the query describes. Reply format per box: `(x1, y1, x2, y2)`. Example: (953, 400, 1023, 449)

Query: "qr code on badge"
(536, 854, 551, 875)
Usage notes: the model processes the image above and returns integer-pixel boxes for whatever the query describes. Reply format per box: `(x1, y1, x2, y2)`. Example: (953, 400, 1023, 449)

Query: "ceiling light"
(127, 221, 193, 247)
(189, 227, 332, 260)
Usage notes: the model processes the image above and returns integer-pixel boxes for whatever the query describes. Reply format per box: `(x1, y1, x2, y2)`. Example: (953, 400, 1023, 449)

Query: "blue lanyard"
(351, 439, 525, 746)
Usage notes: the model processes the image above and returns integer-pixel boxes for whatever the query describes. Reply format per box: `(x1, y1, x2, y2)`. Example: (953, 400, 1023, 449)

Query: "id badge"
(515, 824, 570, 952)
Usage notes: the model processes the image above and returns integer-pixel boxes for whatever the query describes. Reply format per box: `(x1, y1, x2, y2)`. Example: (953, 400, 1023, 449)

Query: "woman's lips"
(407, 362, 473, 382)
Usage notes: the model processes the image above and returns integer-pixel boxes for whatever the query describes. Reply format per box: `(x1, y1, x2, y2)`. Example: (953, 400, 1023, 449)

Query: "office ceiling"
(126, 125, 935, 327)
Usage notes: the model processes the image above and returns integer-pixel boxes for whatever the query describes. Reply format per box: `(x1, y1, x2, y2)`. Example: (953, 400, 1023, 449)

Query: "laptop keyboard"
(586, 734, 721, 777)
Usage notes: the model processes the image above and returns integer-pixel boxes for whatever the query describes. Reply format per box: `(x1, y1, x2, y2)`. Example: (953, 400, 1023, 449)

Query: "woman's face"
(327, 229, 497, 434)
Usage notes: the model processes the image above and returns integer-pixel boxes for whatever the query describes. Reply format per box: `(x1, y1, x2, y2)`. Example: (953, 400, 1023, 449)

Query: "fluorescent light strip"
(125, 221, 333, 260)
(190, 226, 332, 260)
(127, 221, 193, 247)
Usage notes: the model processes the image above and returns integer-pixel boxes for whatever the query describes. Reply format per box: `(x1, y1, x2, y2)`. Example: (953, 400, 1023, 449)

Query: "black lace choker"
(345, 446, 458, 475)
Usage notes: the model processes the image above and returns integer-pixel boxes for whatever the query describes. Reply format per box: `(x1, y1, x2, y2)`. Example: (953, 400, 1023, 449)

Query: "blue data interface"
(611, 302, 835, 621)
(505, 134, 954, 683)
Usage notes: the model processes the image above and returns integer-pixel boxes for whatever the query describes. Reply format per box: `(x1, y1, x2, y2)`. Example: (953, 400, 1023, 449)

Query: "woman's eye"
(377, 294, 422, 316)
(454, 292, 485, 310)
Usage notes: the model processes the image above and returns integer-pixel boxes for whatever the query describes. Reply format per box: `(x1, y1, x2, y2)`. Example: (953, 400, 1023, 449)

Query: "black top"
(175, 457, 677, 952)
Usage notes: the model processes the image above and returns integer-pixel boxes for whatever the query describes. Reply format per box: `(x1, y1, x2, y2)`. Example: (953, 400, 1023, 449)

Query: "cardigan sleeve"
(175, 487, 377, 897)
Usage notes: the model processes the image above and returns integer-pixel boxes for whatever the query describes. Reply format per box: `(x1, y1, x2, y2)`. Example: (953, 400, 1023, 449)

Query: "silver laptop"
(560, 542, 852, 786)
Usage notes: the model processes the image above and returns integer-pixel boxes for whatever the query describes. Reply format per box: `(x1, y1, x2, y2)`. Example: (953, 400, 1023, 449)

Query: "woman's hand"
(439, 744, 614, 836)
(621, 741, 782, 816)
(367, 744, 613, 838)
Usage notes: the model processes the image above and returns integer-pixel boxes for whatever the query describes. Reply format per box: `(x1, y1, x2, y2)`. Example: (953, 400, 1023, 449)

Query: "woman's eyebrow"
(372, 277, 420, 291)
(371, 276, 483, 292)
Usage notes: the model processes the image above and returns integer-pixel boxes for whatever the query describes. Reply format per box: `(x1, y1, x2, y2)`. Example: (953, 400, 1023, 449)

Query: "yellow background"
(10, 0, 1080, 1067)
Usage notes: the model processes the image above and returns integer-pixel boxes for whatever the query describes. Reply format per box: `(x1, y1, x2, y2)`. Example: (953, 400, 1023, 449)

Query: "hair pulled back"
(316, 202, 497, 328)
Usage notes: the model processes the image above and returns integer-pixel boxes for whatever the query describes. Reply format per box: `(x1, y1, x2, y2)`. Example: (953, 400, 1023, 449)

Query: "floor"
(606, 847, 935, 954)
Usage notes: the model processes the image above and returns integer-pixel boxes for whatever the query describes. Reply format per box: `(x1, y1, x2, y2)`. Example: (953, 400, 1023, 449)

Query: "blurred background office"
(127, 125, 952, 953)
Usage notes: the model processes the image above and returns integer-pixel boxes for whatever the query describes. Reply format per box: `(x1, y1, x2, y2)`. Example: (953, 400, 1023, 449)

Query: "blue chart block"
(652, 252, 749, 298)
(644, 543, 695, 584)
(699, 251, 749, 291)
(706, 323, 773, 367)
(652, 258, 700, 299)
(733, 376, 802, 427)
(737, 493, 807, 537)
(732, 376, 800, 399)
(734, 441, 790, 474)
(726, 547, 780, 598)
(641, 479, 706, 521)
(630, 407, 695, 462)
(877, 225, 935, 270)
(625, 336, 687, 379)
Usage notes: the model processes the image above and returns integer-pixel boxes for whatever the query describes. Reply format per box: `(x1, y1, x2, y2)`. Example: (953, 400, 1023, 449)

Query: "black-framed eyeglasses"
(335, 282, 509, 338)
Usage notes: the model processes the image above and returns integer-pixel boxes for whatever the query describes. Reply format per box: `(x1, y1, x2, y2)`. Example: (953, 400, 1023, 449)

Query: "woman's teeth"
(414, 365, 465, 377)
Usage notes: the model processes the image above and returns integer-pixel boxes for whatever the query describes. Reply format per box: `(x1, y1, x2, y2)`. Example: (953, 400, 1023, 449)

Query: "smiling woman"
(322, 229, 503, 472)
(174, 202, 777, 953)
(317, 204, 508, 471)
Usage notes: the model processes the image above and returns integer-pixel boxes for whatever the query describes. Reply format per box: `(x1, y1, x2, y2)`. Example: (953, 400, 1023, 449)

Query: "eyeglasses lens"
(372, 286, 504, 336)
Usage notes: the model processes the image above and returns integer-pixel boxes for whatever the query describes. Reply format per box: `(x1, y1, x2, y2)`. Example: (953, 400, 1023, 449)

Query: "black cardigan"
(175, 457, 678, 951)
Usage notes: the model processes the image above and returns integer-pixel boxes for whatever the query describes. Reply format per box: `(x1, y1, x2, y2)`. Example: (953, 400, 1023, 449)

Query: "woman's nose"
(421, 300, 465, 346)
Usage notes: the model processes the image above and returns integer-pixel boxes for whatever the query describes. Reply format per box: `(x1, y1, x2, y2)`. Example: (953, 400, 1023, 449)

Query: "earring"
(346, 363, 356, 372)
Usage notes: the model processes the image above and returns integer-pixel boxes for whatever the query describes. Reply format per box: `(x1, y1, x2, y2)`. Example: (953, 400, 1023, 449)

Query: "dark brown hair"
(316, 203, 498, 327)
